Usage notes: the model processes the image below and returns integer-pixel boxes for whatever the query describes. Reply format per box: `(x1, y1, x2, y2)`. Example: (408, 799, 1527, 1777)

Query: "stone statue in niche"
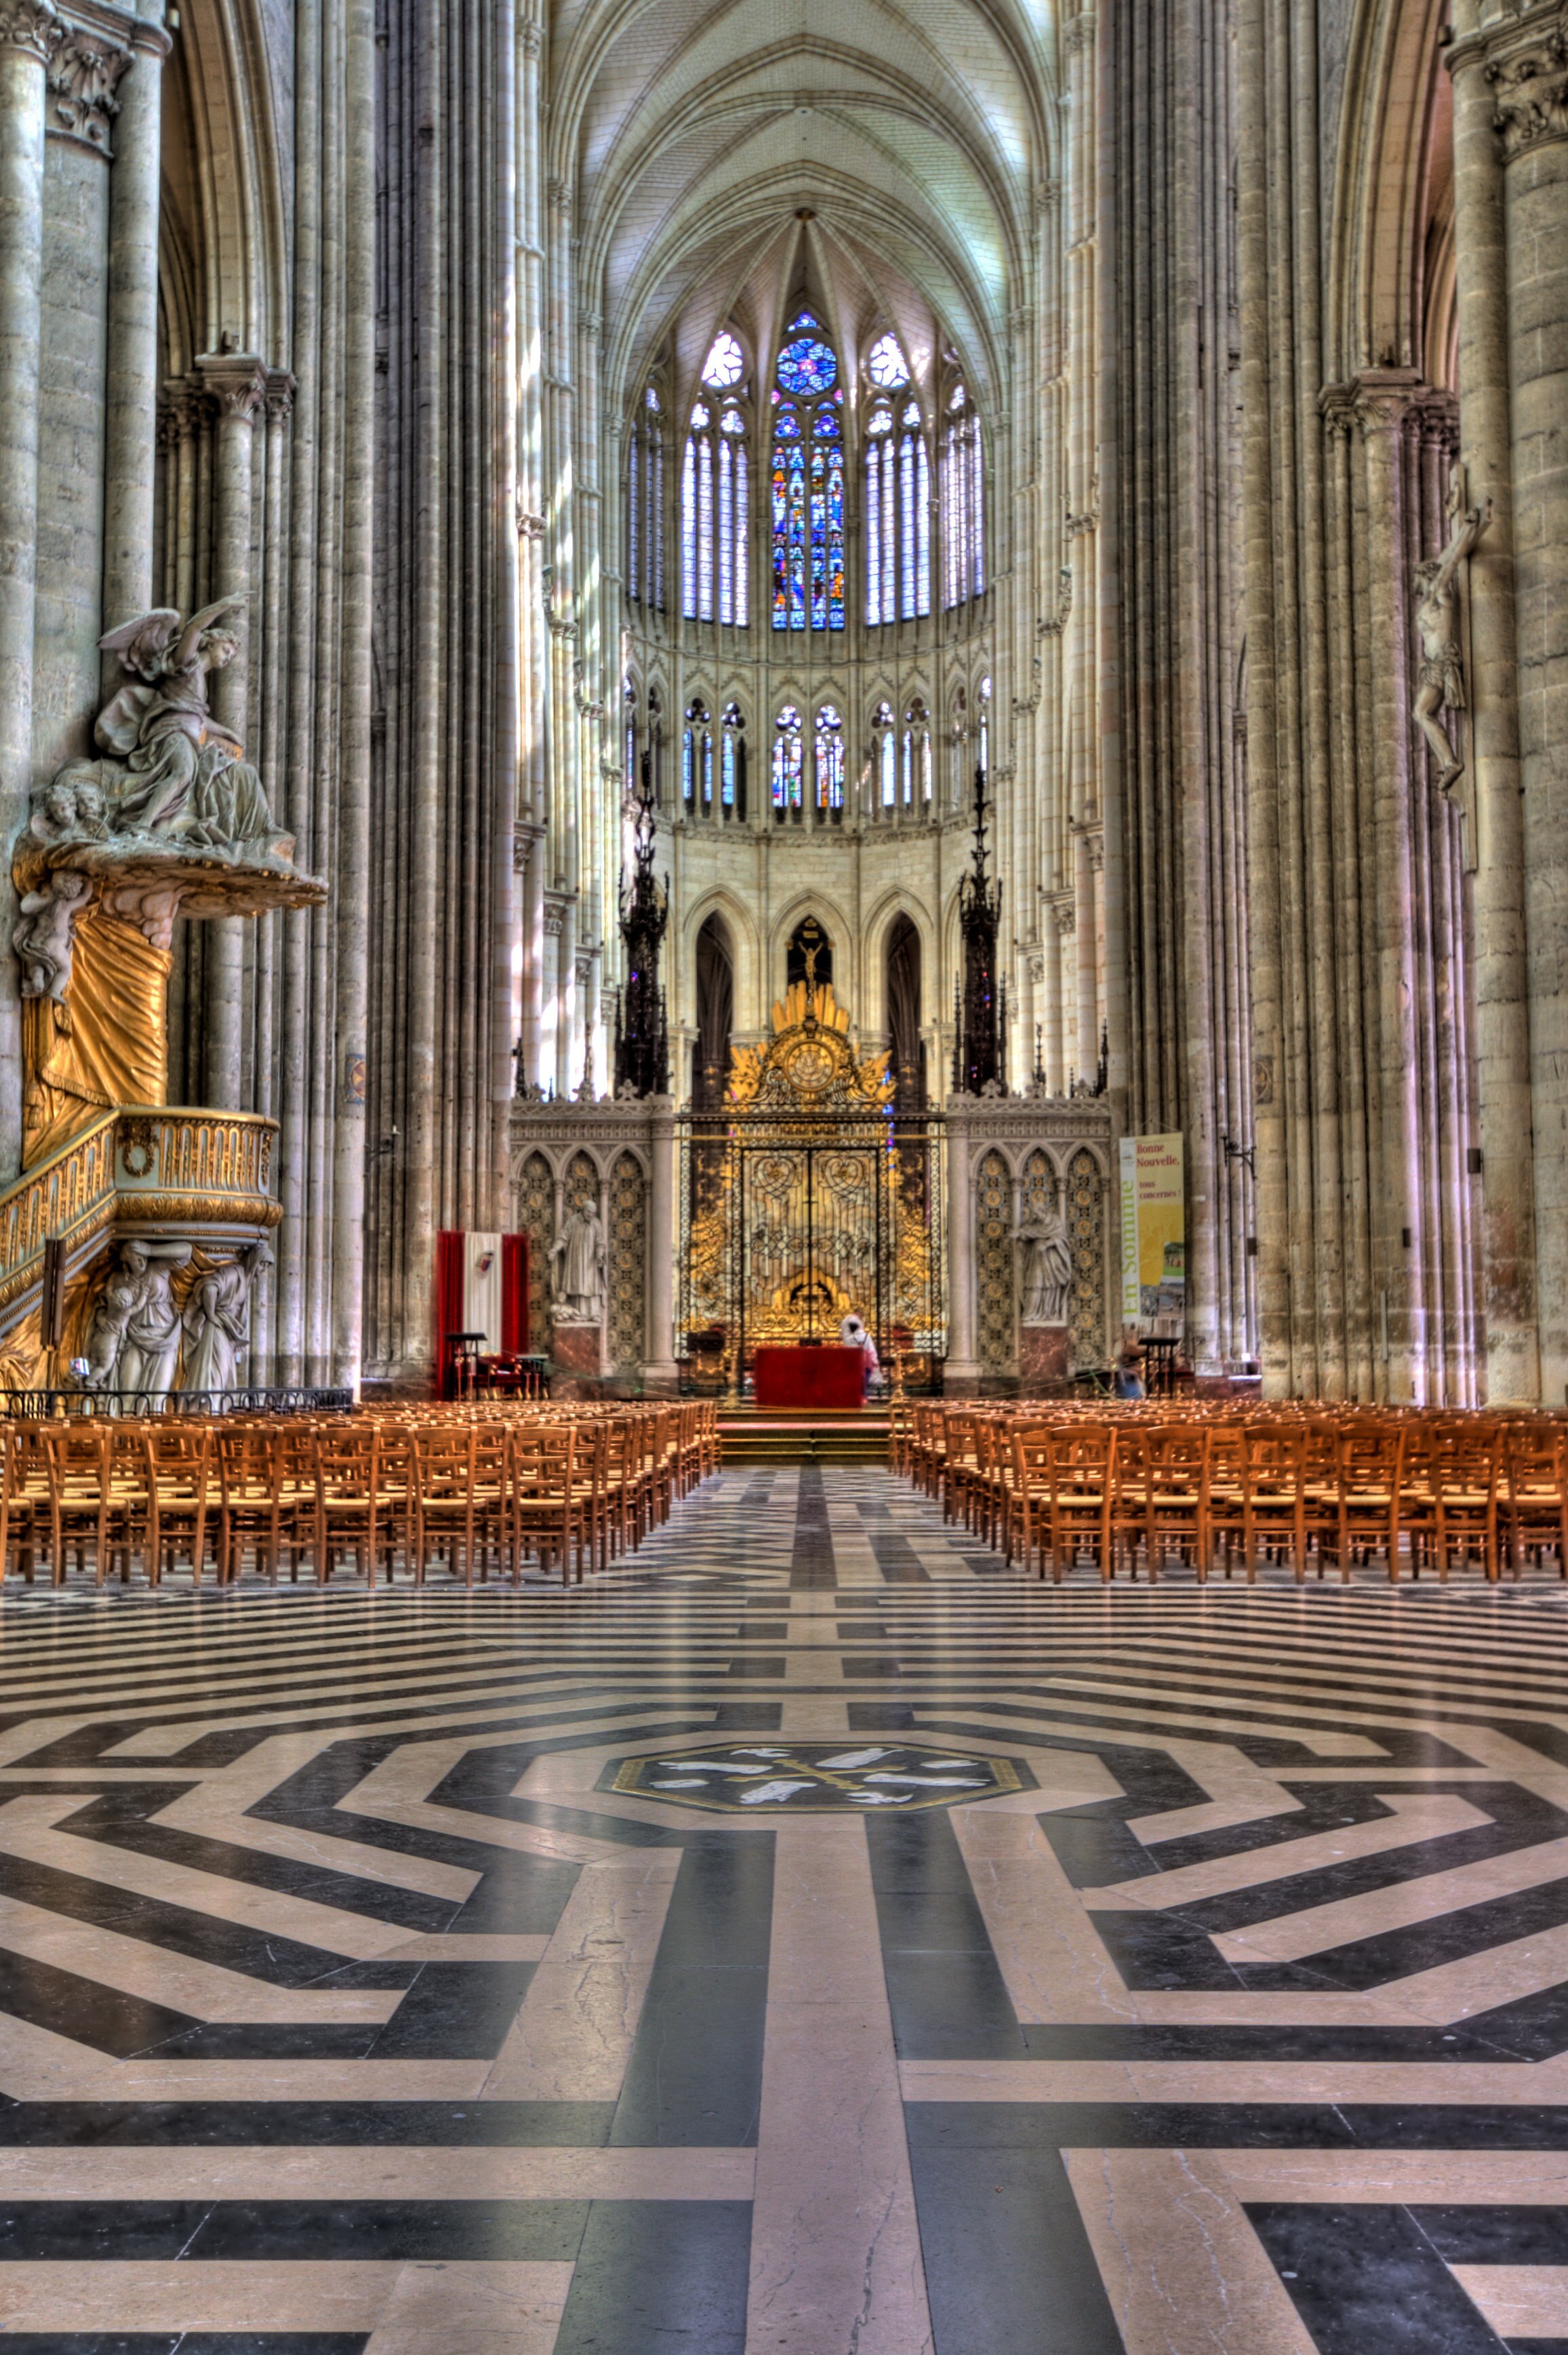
(182, 1241, 273, 1395)
(1017, 1201, 1072, 1325)
(81, 1239, 192, 1396)
(550, 1199, 607, 1325)
(1413, 486, 1491, 795)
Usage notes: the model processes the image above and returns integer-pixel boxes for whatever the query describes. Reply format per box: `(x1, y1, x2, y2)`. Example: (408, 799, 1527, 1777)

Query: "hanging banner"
(1119, 1134, 1185, 1336)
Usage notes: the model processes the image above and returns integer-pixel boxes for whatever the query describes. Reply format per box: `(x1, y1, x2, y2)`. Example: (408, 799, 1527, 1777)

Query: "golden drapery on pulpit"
(22, 902, 170, 1169)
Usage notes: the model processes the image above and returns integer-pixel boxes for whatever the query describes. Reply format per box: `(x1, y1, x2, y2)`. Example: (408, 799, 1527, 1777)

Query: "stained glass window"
(683, 700, 711, 808)
(942, 382, 984, 607)
(815, 705, 845, 811)
(865, 377, 928, 624)
(682, 369, 748, 626)
(868, 332, 910, 388)
(772, 326, 843, 632)
(628, 383, 664, 609)
(771, 704, 803, 809)
(701, 331, 744, 389)
(721, 702, 744, 816)
(873, 700, 896, 805)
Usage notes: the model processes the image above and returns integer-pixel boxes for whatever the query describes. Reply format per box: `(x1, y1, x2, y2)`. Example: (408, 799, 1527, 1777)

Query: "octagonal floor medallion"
(606, 1739, 1028, 1813)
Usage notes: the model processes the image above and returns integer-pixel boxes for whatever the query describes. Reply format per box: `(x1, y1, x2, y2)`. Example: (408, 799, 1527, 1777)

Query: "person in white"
(840, 1312, 881, 1398)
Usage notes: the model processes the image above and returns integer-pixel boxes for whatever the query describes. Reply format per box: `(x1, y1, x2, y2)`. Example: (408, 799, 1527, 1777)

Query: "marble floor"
(3, 1462, 1568, 2352)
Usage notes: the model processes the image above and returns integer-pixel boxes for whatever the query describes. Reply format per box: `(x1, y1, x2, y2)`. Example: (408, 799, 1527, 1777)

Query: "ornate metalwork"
(679, 975, 944, 1386)
(952, 761, 1007, 1094)
(612, 748, 669, 1098)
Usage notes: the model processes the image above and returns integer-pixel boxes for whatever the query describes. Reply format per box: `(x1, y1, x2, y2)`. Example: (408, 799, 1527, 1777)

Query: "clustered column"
(1448, 1, 1568, 1403)
(0, 0, 59, 1181)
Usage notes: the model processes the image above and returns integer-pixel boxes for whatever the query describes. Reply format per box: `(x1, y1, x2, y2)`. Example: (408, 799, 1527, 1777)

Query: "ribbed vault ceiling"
(550, 0, 1059, 418)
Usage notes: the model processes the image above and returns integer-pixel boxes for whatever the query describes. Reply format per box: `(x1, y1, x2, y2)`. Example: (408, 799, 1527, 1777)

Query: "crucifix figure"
(1413, 481, 1490, 795)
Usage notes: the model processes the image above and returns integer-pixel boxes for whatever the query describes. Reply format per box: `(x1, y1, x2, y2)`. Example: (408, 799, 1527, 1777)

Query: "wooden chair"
(1010, 1424, 1053, 1578)
(140, 1424, 215, 1586)
(513, 1422, 582, 1583)
(411, 1422, 477, 1584)
(312, 1423, 384, 1584)
(0, 1422, 42, 1584)
(39, 1422, 115, 1586)
(213, 1422, 296, 1584)
(1043, 1424, 1116, 1582)
(1144, 1423, 1212, 1582)
(1505, 1421, 1568, 1578)
(1332, 1422, 1407, 1582)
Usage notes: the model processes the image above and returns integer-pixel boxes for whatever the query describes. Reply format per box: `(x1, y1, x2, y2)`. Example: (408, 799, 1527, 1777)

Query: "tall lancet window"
(628, 383, 665, 610)
(941, 379, 984, 607)
(815, 704, 845, 813)
(683, 699, 712, 811)
(771, 704, 803, 809)
(771, 312, 843, 632)
(681, 334, 748, 625)
(864, 336, 928, 624)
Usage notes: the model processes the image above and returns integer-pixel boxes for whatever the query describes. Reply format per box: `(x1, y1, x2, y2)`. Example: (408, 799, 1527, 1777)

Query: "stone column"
(101, 0, 166, 639)
(1355, 370, 1427, 1401)
(195, 352, 267, 1111)
(1446, 21, 1538, 1403)
(1074, 825, 1098, 1083)
(0, 0, 59, 1183)
(32, 22, 128, 777)
(945, 1101, 980, 1386)
(1488, 7, 1568, 1401)
(645, 1095, 677, 1388)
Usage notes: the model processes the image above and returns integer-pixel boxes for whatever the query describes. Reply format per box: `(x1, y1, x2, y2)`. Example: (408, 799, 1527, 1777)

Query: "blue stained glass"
(813, 411, 840, 439)
(810, 447, 827, 630)
(772, 705, 803, 807)
(778, 336, 837, 395)
(774, 408, 801, 438)
(827, 445, 844, 628)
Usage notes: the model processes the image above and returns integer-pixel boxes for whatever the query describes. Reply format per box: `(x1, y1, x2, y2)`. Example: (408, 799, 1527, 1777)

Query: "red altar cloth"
(752, 1345, 865, 1409)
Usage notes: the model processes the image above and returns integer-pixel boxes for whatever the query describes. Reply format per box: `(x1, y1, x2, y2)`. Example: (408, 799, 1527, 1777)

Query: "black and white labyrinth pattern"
(1, 1462, 1567, 2351)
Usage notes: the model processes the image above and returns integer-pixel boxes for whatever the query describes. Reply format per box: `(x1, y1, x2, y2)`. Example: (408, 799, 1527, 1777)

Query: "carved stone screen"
(975, 1148, 1015, 1372)
(609, 1152, 647, 1375)
(515, 1152, 555, 1355)
(1066, 1146, 1106, 1368)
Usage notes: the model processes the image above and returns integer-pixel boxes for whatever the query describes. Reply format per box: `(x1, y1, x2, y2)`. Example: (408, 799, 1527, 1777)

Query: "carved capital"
(156, 377, 201, 451)
(48, 25, 128, 151)
(197, 352, 269, 424)
(546, 175, 572, 216)
(519, 20, 542, 53)
(1487, 21, 1568, 159)
(263, 367, 296, 421)
(1051, 893, 1076, 938)
(1319, 382, 1358, 443)
(1351, 365, 1423, 440)
(0, 0, 61, 67)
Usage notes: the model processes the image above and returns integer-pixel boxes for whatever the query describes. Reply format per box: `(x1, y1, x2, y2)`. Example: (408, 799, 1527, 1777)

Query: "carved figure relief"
(182, 1241, 272, 1394)
(11, 601, 327, 1169)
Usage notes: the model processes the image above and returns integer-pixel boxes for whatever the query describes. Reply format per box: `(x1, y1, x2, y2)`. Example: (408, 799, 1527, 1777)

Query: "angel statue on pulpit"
(38, 599, 290, 860)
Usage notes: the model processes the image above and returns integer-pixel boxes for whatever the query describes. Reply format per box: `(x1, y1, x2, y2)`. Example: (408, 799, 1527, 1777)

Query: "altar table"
(752, 1345, 865, 1409)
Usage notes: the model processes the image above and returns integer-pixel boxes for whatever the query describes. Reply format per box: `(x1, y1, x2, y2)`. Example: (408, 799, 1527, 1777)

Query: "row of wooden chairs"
(0, 1401, 721, 1589)
(894, 1403, 1568, 1582)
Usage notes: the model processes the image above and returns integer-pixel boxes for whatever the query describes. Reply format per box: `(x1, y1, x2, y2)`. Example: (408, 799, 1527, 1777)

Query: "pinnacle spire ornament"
(951, 760, 1007, 1094)
(612, 746, 669, 1098)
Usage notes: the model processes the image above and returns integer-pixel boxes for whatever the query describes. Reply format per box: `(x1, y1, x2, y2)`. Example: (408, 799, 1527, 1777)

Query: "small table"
(752, 1346, 865, 1410)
